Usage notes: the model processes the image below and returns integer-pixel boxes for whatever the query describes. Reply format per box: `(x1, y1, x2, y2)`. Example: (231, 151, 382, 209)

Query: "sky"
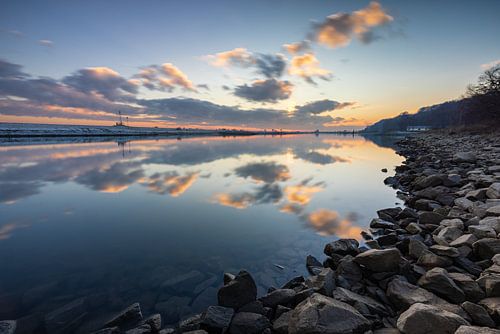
(0, 0, 499, 130)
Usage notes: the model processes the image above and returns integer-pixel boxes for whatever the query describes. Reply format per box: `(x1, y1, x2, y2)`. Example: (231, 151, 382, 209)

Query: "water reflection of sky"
(0, 135, 403, 327)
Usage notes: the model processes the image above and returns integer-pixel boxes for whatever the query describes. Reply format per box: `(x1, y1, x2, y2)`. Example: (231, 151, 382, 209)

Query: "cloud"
(215, 192, 255, 209)
(197, 84, 210, 91)
(134, 63, 196, 92)
(293, 150, 350, 165)
(284, 183, 323, 206)
(0, 59, 26, 78)
(283, 40, 311, 55)
(314, 1, 393, 49)
(0, 222, 30, 240)
(306, 209, 363, 238)
(38, 39, 54, 47)
(481, 59, 500, 70)
(234, 79, 293, 102)
(295, 99, 355, 115)
(144, 171, 198, 197)
(254, 53, 287, 78)
(75, 161, 144, 193)
(289, 53, 331, 84)
(234, 161, 290, 183)
(207, 48, 255, 67)
(63, 67, 138, 101)
(160, 63, 197, 92)
(215, 183, 283, 209)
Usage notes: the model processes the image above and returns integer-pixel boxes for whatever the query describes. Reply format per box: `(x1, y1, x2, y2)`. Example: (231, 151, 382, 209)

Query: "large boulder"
(454, 152, 476, 163)
(448, 273, 485, 302)
(461, 301, 495, 328)
(304, 268, 335, 296)
(259, 289, 296, 308)
(218, 271, 257, 309)
(353, 248, 401, 272)
(396, 303, 469, 334)
(417, 268, 465, 303)
(288, 293, 371, 334)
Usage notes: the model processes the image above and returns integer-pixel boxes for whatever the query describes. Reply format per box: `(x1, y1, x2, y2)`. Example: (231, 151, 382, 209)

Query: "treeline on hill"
(363, 64, 500, 133)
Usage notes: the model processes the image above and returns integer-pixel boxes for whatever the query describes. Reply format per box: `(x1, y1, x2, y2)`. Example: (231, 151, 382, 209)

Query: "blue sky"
(1, 0, 499, 129)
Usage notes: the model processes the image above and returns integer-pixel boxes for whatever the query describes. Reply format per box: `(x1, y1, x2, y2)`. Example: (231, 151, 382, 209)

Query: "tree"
(465, 64, 500, 123)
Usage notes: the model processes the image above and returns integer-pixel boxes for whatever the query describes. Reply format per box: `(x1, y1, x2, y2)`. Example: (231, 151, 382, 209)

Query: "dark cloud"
(293, 150, 350, 165)
(235, 161, 290, 183)
(75, 161, 144, 192)
(254, 54, 287, 79)
(234, 79, 293, 103)
(295, 99, 355, 115)
(0, 59, 26, 78)
(63, 67, 138, 102)
(221, 85, 231, 91)
(197, 84, 210, 91)
(0, 181, 41, 204)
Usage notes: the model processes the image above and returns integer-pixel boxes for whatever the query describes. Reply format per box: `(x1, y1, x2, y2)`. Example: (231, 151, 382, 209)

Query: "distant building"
(407, 125, 431, 132)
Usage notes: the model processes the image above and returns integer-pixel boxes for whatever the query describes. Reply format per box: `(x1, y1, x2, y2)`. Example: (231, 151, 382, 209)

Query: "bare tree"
(465, 64, 500, 123)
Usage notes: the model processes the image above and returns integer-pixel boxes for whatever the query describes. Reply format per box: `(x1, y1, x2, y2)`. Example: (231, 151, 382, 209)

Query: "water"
(0, 134, 403, 330)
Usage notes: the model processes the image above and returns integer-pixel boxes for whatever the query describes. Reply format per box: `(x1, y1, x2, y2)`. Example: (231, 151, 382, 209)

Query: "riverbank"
(2, 131, 499, 334)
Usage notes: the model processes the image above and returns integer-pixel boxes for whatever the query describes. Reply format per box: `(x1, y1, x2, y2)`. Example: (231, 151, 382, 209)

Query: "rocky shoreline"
(2, 131, 500, 334)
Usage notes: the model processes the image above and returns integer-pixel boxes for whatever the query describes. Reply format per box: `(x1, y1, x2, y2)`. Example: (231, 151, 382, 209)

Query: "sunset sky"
(1, 0, 499, 130)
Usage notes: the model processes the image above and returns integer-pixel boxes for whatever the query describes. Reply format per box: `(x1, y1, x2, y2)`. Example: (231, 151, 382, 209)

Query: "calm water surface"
(0, 134, 403, 329)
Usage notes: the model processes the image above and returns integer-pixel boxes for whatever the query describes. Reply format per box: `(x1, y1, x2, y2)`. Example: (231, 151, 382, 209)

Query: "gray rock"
(386, 277, 466, 317)
(272, 311, 290, 334)
(473, 238, 500, 260)
(336, 255, 363, 283)
(370, 218, 398, 229)
(417, 268, 465, 303)
(469, 225, 497, 239)
(396, 303, 469, 334)
(306, 255, 322, 274)
(461, 301, 495, 328)
(229, 312, 270, 334)
(479, 297, 500, 323)
(141, 314, 161, 332)
(0, 321, 16, 334)
(304, 268, 335, 296)
(429, 245, 460, 257)
(455, 325, 500, 334)
(218, 271, 257, 309)
(332, 287, 389, 316)
(353, 248, 401, 272)
(479, 217, 500, 233)
(419, 211, 445, 225)
(450, 234, 478, 247)
(409, 239, 428, 259)
(125, 324, 150, 334)
(201, 306, 234, 332)
(288, 293, 371, 334)
(437, 226, 463, 243)
(456, 197, 474, 211)
(406, 223, 423, 234)
(259, 289, 296, 308)
(486, 205, 500, 216)
(486, 183, 500, 199)
(483, 275, 500, 297)
(448, 273, 485, 302)
(454, 152, 476, 163)
(417, 251, 453, 268)
(324, 239, 359, 256)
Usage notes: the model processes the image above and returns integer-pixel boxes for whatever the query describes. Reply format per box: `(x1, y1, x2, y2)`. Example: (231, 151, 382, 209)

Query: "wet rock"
(448, 273, 485, 302)
(161, 270, 204, 292)
(260, 289, 296, 308)
(324, 239, 359, 257)
(354, 248, 401, 272)
(305, 268, 335, 296)
(0, 321, 16, 334)
(178, 313, 203, 332)
(417, 268, 465, 303)
(223, 273, 235, 285)
(288, 293, 371, 334)
(396, 303, 469, 334)
(371, 218, 398, 229)
(461, 301, 495, 328)
(218, 271, 257, 309)
(229, 312, 270, 334)
(455, 325, 500, 334)
(473, 238, 500, 260)
(200, 306, 233, 332)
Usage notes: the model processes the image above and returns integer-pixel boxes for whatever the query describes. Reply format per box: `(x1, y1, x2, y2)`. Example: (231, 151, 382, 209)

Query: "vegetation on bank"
(363, 65, 500, 133)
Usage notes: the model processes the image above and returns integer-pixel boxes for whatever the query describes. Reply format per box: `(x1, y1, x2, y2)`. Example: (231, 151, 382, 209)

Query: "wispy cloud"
(481, 59, 500, 70)
(289, 53, 332, 84)
(38, 39, 54, 47)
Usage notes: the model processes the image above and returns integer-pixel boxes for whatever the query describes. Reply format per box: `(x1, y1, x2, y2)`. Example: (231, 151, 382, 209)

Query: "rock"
(479, 297, 500, 322)
(409, 239, 428, 259)
(480, 217, 500, 233)
(377, 233, 399, 246)
(125, 324, 151, 334)
(417, 268, 465, 303)
(288, 293, 371, 334)
(324, 239, 359, 256)
(155, 296, 191, 323)
(448, 273, 485, 302)
(455, 325, 500, 334)
(178, 313, 203, 332)
(437, 226, 463, 243)
(450, 234, 478, 247)
(473, 238, 500, 260)
(406, 223, 423, 234)
(0, 321, 16, 334)
(483, 275, 500, 297)
(229, 312, 270, 334)
(396, 303, 469, 334)
(469, 225, 497, 239)
(456, 197, 475, 211)
(304, 268, 335, 296)
(161, 270, 204, 292)
(332, 287, 389, 316)
(259, 289, 296, 308)
(384, 176, 399, 187)
(354, 248, 401, 272)
(370, 218, 398, 229)
(429, 245, 460, 257)
(466, 189, 488, 201)
(415, 175, 444, 189)
(336, 255, 363, 283)
(454, 152, 476, 163)
(141, 314, 161, 332)
(461, 301, 495, 328)
(486, 205, 500, 216)
(454, 257, 484, 276)
(419, 212, 445, 225)
(223, 273, 235, 285)
(306, 255, 322, 274)
(272, 311, 290, 334)
(218, 271, 257, 309)
(200, 306, 233, 332)
(45, 297, 88, 333)
(417, 251, 453, 268)
(91, 328, 120, 334)
(386, 277, 466, 317)
(486, 183, 500, 199)
(238, 301, 265, 315)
